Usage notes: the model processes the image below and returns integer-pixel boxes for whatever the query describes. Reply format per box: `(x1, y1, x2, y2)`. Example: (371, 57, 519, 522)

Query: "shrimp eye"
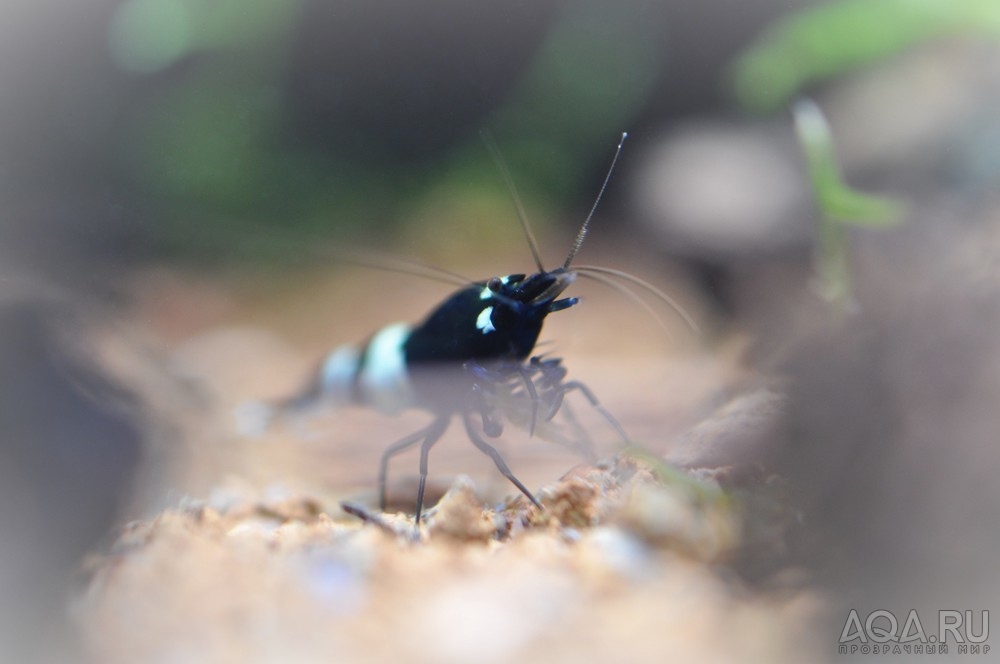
(487, 276, 503, 293)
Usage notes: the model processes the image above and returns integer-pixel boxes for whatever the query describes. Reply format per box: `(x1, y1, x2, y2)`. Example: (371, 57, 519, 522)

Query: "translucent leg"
(378, 415, 450, 513)
(414, 416, 451, 526)
(462, 412, 542, 509)
(561, 380, 630, 444)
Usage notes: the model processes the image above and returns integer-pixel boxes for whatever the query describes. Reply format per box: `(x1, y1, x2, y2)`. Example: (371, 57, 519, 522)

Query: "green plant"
(792, 99, 904, 307)
(732, 0, 1000, 114)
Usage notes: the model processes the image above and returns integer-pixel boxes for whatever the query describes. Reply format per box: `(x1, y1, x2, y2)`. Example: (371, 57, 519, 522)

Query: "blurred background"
(3, 0, 1000, 661)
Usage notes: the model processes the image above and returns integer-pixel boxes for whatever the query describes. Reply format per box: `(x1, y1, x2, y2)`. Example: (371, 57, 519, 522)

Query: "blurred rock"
(629, 120, 815, 317)
(79, 459, 818, 664)
(536, 472, 604, 529)
(618, 478, 740, 563)
(632, 121, 812, 261)
(425, 476, 494, 542)
(751, 204, 1000, 618)
(666, 386, 785, 481)
(0, 295, 144, 662)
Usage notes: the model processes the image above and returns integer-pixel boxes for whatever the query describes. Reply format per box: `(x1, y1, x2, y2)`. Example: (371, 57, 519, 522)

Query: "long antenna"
(563, 131, 628, 269)
(575, 271, 673, 341)
(480, 130, 545, 272)
(313, 245, 472, 287)
(575, 264, 701, 333)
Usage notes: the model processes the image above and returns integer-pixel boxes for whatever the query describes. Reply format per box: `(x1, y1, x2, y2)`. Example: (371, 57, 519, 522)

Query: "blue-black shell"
(403, 270, 576, 366)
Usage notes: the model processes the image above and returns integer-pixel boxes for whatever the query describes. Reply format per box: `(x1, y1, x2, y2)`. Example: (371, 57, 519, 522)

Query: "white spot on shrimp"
(476, 306, 496, 334)
(358, 323, 415, 414)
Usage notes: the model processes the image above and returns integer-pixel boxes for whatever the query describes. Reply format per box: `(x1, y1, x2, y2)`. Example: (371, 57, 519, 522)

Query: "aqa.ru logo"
(839, 610, 989, 656)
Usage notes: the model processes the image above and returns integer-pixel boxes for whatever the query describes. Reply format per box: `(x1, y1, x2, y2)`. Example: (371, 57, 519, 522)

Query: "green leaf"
(823, 187, 905, 226)
(732, 0, 1000, 113)
(793, 99, 904, 227)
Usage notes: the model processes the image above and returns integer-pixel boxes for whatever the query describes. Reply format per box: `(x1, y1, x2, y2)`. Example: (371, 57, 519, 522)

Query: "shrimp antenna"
(563, 131, 628, 270)
(575, 271, 674, 341)
(480, 130, 545, 272)
(314, 244, 472, 287)
(575, 264, 701, 334)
